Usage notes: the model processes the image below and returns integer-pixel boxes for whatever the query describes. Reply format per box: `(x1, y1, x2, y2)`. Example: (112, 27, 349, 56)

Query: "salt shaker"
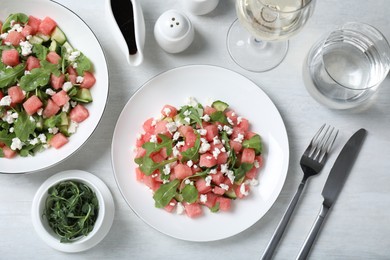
(183, 0, 219, 15)
(154, 10, 195, 53)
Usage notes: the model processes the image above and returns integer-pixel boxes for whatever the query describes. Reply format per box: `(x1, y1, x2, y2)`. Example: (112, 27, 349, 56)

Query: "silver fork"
(261, 124, 338, 260)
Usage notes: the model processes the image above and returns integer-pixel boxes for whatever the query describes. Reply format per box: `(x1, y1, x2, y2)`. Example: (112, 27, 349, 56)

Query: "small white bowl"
(183, 0, 219, 15)
(31, 170, 115, 253)
(154, 10, 195, 53)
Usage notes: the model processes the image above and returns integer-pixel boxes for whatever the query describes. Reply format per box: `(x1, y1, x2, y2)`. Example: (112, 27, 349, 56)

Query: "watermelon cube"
(46, 51, 61, 64)
(51, 90, 70, 106)
(199, 153, 217, 168)
(4, 31, 25, 46)
(241, 148, 255, 164)
(135, 147, 146, 159)
(142, 118, 155, 134)
(203, 106, 217, 115)
(151, 152, 164, 163)
(2, 49, 20, 67)
(184, 202, 203, 218)
(201, 192, 217, 208)
(38, 17, 57, 35)
(135, 167, 145, 182)
(68, 74, 77, 85)
(164, 199, 177, 213)
(245, 167, 257, 179)
(184, 131, 197, 148)
(69, 104, 89, 123)
(173, 163, 193, 179)
(67, 66, 78, 76)
(216, 152, 228, 164)
(212, 186, 226, 195)
(179, 125, 193, 136)
(237, 118, 249, 132)
(27, 16, 41, 35)
(23, 95, 43, 115)
(80, 71, 96, 89)
(50, 73, 65, 90)
(143, 175, 159, 191)
(161, 104, 177, 118)
(43, 99, 60, 118)
(21, 25, 34, 37)
(1, 146, 17, 158)
(225, 110, 238, 125)
(211, 171, 224, 185)
(8, 86, 25, 104)
(204, 124, 218, 142)
(195, 178, 212, 194)
(229, 140, 242, 153)
(154, 120, 170, 136)
(49, 133, 68, 149)
(216, 197, 231, 211)
(26, 56, 40, 71)
(235, 184, 250, 199)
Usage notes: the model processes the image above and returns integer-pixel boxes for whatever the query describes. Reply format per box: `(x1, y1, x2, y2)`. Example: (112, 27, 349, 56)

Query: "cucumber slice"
(212, 100, 229, 112)
(51, 27, 67, 45)
(28, 35, 44, 45)
(224, 189, 237, 200)
(59, 125, 70, 137)
(35, 33, 50, 42)
(48, 40, 60, 53)
(59, 112, 69, 126)
(72, 88, 93, 103)
(62, 41, 73, 53)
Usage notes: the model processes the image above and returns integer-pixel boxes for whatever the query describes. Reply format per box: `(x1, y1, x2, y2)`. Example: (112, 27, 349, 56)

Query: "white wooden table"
(1, 0, 390, 259)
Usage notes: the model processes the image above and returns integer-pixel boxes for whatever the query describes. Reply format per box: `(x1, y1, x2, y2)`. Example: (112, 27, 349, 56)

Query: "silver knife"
(296, 128, 367, 260)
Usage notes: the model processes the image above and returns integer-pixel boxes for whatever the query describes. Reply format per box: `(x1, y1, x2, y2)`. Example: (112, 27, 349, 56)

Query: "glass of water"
(304, 22, 390, 109)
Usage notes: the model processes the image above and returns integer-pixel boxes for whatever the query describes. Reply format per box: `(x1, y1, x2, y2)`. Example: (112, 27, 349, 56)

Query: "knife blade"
(296, 128, 367, 260)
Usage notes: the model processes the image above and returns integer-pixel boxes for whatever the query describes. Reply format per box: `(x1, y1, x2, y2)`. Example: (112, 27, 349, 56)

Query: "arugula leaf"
(210, 111, 230, 125)
(153, 179, 180, 208)
(179, 106, 203, 126)
(181, 184, 198, 203)
(138, 157, 176, 176)
(44, 114, 62, 129)
(221, 131, 237, 167)
(233, 163, 254, 183)
(19, 60, 60, 91)
(0, 147, 4, 158)
(33, 44, 48, 61)
(1, 13, 29, 33)
(142, 134, 173, 157)
(181, 133, 201, 162)
(75, 52, 92, 75)
(242, 134, 263, 155)
(44, 180, 99, 242)
(0, 64, 26, 88)
(19, 68, 51, 91)
(210, 202, 220, 213)
(0, 129, 15, 147)
(14, 111, 36, 142)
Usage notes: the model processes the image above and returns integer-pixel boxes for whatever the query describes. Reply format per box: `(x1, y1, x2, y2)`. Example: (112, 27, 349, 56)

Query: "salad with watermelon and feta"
(134, 98, 264, 218)
(0, 13, 95, 158)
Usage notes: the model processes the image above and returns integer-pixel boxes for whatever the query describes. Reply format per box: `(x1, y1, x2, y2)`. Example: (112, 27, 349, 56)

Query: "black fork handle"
(261, 178, 307, 260)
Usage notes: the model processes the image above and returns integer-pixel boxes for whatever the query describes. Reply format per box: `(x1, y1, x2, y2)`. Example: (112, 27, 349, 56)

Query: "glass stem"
(250, 36, 267, 49)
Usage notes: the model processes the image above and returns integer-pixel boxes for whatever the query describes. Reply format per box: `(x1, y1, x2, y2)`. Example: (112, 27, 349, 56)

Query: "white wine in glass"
(227, 0, 315, 72)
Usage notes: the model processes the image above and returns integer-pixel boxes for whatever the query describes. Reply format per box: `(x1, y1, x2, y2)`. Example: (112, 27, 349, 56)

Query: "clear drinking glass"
(227, 0, 315, 72)
(304, 22, 390, 109)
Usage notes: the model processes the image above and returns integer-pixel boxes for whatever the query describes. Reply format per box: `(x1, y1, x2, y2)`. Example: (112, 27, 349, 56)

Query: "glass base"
(227, 19, 289, 72)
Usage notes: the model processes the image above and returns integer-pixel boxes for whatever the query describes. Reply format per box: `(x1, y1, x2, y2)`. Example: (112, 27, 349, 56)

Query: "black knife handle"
(296, 204, 330, 260)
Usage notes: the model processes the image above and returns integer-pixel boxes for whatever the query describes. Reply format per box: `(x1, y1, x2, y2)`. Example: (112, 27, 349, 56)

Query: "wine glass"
(227, 0, 316, 72)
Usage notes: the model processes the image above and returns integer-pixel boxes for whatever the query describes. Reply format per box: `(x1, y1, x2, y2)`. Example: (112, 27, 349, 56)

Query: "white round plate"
(31, 170, 115, 253)
(0, 0, 109, 173)
(111, 65, 289, 242)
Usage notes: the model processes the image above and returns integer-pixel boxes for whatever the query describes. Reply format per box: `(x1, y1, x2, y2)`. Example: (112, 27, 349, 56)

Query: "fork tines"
(306, 124, 338, 163)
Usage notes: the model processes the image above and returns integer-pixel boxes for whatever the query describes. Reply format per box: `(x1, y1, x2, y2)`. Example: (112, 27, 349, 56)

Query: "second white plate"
(111, 65, 289, 241)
